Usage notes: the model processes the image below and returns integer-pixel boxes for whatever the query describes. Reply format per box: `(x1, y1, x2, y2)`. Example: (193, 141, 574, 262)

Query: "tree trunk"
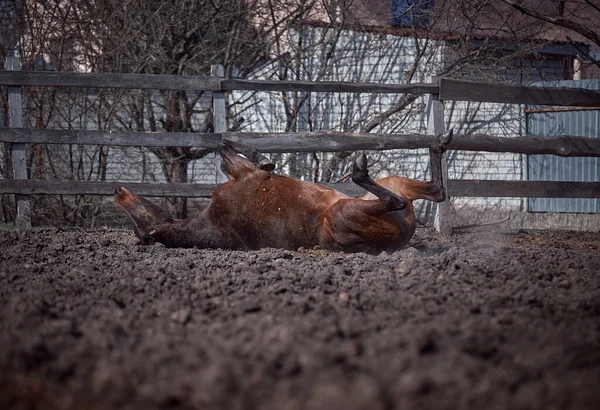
(171, 157, 188, 219)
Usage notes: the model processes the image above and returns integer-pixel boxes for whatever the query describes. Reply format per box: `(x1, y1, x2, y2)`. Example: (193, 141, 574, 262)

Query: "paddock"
(1, 227, 599, 409)
(1, 66, 600, 409)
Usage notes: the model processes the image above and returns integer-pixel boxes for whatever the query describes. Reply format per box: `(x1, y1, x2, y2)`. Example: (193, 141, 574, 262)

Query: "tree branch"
(584, 0, 600, 15)
(502, 0, 600, 47)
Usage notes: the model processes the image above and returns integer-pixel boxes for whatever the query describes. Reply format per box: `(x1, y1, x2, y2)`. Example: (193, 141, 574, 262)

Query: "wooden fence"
(1, 58, 600, 233)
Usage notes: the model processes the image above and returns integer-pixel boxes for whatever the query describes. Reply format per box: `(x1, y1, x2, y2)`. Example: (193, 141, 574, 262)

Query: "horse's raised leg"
(351, 153, 407, 212)
(427, 129, 453, 202)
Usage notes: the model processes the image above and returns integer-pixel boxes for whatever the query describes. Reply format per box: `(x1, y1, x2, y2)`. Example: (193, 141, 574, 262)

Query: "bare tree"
(503, 0, 600, 47)
(3, 0, 275, 221)
(502, 0, 600, 69)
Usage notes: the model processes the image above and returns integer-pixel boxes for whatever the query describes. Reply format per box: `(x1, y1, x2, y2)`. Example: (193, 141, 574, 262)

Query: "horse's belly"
(211, 174, 340, 250)
(232, 210, 324, 250)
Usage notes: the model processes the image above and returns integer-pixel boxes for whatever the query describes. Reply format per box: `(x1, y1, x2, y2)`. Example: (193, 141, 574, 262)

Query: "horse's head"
(114, 187, 174, 244)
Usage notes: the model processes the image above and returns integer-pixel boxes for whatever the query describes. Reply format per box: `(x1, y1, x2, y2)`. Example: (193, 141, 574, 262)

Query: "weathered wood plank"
(0, 180, 218, 197)
(221, 79, 439, 94)
(0, 128, 222, 147)
(2, 179, 599, 199)
(440, 78, 600, 107)
(0, 70, 221, 91)
(225, 131, 437, 152)
(227, 132, 600, 157)
(6, 55, 31, 230)
(448, 180, 600, 198)
(230, 132, 600, 157)
(0, 180, 366, 198)
(3, 71, 600, 106)
(5, 128, 223, 148)
(2, 128, 598, 158)
(445, 133, 600, 157)
(0, 70, 440, 94)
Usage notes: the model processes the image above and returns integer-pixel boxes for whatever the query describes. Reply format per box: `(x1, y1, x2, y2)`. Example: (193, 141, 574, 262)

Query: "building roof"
(304, 0, 597, 50)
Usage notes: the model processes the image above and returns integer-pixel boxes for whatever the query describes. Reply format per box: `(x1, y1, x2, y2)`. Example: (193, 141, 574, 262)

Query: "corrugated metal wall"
(526, 80, 600, 213)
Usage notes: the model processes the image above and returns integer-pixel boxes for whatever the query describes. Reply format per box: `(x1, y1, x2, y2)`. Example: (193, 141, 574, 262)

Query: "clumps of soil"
(1, 227, 599, 410)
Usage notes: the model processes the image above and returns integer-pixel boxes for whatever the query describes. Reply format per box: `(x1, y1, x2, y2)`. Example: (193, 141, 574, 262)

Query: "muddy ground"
(0, 227, 599, 410)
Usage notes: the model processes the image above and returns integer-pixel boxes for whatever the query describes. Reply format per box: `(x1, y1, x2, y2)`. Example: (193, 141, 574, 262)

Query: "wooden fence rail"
(1, 128, 599, 157)
(1, 179, 599, 199)
(2, 70, 600, 105)
(0, 71, 438, 95)
(439, 78, 600, 107)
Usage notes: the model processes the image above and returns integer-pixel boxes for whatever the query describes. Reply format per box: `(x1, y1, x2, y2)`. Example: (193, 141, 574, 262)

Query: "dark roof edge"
(292, 19, 591, 56)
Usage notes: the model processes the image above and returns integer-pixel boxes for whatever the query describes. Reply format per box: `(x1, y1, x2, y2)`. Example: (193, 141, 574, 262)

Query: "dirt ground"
(0, 227, 599, 410)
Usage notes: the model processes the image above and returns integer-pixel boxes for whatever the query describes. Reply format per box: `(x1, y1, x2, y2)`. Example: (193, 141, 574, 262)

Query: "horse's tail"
(374, 176, 445, 203)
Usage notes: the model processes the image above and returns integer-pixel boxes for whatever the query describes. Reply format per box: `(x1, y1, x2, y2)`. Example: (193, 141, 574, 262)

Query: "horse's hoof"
(397, 197, 408, 210)
(259, 160, 275, 171)
(354, 153, 368, 172)
(351, 153, 369, 182)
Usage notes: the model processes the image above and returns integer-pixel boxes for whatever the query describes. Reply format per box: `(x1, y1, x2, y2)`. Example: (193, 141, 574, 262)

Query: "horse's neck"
(157, 212, 228, 249)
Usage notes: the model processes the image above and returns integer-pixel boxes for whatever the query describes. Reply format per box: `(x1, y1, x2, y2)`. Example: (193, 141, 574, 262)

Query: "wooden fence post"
(5, 54, 31, 231)
(427, 91, 452, 236)
(211, 64, 228, 184)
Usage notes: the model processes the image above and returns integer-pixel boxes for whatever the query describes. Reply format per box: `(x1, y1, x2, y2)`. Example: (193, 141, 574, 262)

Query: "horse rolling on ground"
(115, 132, 452, 254)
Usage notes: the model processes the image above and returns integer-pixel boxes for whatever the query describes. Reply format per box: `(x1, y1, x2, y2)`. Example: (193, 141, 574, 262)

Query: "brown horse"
(115, 134, 451, 253)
